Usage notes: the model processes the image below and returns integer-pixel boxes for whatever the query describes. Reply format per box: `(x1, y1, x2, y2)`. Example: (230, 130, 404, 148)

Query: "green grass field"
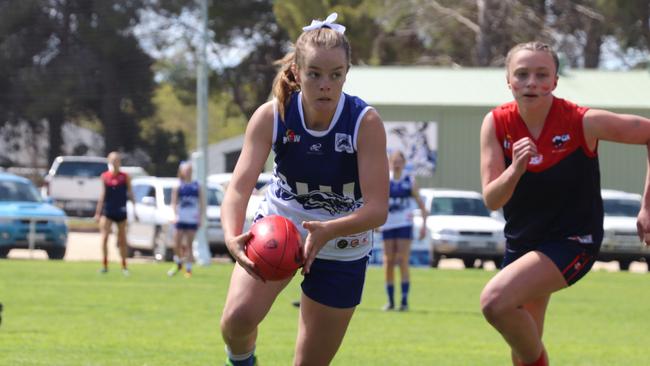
(1, 260, 649, 365)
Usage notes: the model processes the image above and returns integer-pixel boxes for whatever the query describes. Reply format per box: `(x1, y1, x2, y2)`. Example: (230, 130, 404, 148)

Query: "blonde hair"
(272, 26, 351, 120)
(505, 41, 559, 76)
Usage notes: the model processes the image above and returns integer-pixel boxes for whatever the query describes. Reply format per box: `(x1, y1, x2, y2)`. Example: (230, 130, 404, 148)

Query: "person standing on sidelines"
(479, 41, 650, 366)
(381, 150, 427, 311)
(94, 151, 136, 275)
(219, 13, 388, 366)
(168, 161, 203, 278)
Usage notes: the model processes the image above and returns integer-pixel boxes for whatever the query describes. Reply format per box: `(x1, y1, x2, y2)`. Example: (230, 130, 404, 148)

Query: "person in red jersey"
(94, 151, 137, 275)
(479, 41, 650, 366)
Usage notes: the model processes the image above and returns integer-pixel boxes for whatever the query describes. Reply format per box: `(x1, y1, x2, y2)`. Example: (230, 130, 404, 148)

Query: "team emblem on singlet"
(334, 133, 353, 153)
(274, 184, 360, 215)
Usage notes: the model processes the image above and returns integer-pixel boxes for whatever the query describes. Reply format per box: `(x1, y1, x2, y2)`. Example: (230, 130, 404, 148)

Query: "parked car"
(598, 189, 649, 270)
(0, 172, 68, 259)
(208, 172, 274, 193)
(42, 155, 109, 217)
(126, 177, 226, 261)
(413, 188, 506, 269)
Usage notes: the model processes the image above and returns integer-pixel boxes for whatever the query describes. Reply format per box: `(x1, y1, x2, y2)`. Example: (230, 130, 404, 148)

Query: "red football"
(245, 215, 304, 281)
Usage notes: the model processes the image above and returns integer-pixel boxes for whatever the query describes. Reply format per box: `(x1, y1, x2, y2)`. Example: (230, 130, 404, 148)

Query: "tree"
(0, 0, 157, 165)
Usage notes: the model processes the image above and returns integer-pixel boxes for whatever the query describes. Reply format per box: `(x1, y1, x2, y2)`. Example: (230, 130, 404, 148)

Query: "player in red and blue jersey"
(479, 41, 650, 366)
(219, 13, 388, 366)
(94, 152, 136, 275)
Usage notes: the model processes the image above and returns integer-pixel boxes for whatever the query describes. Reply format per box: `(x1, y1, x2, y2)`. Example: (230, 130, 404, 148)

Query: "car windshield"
(603, 198, 640, 217)
(430, 196, 491, 217)
(55, 161, 107, 177)
(0, 180, 42, 202)
(207, 187, 224, 206)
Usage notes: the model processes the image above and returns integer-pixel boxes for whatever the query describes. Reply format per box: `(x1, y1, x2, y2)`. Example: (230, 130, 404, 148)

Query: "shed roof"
(343, 66, 650, 110)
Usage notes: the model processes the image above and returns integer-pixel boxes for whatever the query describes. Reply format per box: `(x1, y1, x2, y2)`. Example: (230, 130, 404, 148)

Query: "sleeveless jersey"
(256, 91, 374, 261)
(492, 97, 603, 247)
(177, 180, 200, 225)
(382, 174, 414, 230)
(101, 171, 128, 216)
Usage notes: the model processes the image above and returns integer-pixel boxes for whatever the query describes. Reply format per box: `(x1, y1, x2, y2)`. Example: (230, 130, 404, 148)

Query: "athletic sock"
(185, 262, 192, 273)
(401, 281, 410, 306)
(226, 346, 256, 366)
(385, 283, 395, 307)
(173, 255, 182, 270)
(102, 257, 108, 268)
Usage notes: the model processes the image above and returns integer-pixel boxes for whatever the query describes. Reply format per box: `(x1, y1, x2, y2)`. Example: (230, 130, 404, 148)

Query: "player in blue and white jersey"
(168, 161, 203, 278)
(219, 13, 388, 366)
(381, 150, 427, 311)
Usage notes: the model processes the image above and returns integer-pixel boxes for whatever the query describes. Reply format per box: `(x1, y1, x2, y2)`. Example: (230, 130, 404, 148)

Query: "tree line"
(0, 0, 647, 175)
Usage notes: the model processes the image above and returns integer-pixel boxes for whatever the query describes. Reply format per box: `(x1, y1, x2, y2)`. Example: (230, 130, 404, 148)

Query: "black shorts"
(502, 239, 600, 286)
(102, 210, 127, 223)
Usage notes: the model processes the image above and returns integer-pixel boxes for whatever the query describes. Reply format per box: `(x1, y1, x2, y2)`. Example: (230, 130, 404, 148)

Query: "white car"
(42, 156, 109, 217)
(599, 189, 649, 270)
(207, 172, 273, 226)
(126, 177, 225, 261)
(414, 188, 506, 269)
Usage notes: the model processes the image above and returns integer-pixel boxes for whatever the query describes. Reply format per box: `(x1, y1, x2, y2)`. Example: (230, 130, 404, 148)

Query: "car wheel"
(126, 246, 136, 258)
(430, 252, 440, 268)
(0, 247, 10, 259)
(618, 259, 632, 271)
(462, 258, 476, 269)
(46, 247, 66, 260)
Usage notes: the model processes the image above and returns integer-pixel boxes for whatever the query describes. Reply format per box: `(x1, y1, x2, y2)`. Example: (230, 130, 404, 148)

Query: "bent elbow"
(483, 197, 501, 212)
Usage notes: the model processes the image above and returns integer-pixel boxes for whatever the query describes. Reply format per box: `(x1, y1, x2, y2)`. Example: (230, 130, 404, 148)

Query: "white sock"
(225, 345, 255, 361)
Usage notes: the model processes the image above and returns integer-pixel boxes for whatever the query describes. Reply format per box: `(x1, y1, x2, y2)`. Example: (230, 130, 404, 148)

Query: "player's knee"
(220, 306, 258, 340)
(479, 287, 508, 324)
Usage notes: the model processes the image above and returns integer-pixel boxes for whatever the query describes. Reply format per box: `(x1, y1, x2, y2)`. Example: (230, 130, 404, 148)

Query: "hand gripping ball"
(245, 215, 304, 281)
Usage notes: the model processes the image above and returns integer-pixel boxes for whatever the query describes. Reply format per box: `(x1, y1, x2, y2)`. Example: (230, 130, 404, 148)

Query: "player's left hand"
(637, 207, 650, 246)
(301, 220, 331, 275)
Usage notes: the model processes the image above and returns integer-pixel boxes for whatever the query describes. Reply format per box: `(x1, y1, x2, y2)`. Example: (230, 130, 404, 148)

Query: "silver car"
(126, 177, 225, 261)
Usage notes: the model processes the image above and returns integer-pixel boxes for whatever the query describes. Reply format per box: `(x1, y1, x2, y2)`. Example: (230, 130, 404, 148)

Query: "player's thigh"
(396, 238, 412, 261)
(522, 294, 551, 336)
(221, 263, 292, 329)
(481, 251, 566, 309)
(115, 220, 127, 241)
(294, 294, 355, 366)
(99, 216, 112, 234)
(383, 239, 398, 259)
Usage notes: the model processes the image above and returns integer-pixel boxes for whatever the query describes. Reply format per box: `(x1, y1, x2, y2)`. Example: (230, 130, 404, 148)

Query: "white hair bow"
(302, 12, 346, 34)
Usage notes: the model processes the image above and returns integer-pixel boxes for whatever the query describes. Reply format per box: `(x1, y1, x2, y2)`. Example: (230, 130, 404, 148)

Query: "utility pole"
(193, 0, 210, 265)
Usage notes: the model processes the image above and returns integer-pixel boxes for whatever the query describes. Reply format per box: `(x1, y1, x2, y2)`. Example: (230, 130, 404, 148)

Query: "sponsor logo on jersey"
(503, 134, 512, 150)
(336, 239, 348, 249)
(334, 133, 354, 153)
(308, 143, 323, 154)
(283, 129, 301, 144)
(350, 239, 359, 247)
(551, 134, 570, 151)
(529, 154, 543, 165)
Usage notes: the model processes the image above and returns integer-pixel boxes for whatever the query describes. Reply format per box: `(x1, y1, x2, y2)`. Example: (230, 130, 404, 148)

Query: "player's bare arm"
(480, 112, 535, 210)
(221, 100, 274, 278)
(583, 109, 650, 244)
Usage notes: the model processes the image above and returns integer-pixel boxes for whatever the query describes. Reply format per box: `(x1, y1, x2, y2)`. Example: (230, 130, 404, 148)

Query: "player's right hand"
(226, 231, 264, 282)
(511, 137, 538, 174)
